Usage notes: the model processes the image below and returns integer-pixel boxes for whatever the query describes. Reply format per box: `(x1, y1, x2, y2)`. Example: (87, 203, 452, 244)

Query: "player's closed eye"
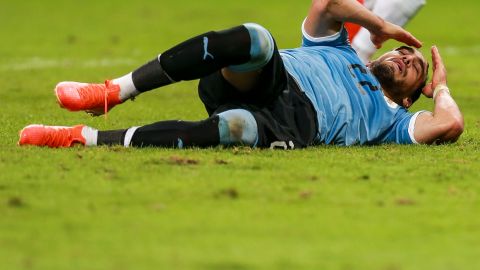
(399, 48, 422, 76)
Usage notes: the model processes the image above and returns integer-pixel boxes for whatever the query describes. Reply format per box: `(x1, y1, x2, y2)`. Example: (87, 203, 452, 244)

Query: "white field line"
(441, 45, 480, 56)
(0, 57, 137, 71)
(1, 46, 478, 71)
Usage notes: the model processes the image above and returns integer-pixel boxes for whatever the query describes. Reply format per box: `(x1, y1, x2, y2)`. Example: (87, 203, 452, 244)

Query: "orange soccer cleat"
(55, 80, 122, 116)
(18, 125, 86, 148)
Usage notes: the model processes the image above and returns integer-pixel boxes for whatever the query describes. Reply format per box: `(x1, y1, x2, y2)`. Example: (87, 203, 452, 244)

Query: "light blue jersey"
(280, 22, 422, 145)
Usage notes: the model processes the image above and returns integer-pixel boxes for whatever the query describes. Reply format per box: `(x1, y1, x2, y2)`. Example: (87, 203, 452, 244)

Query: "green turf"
(1, 0, 480, 269)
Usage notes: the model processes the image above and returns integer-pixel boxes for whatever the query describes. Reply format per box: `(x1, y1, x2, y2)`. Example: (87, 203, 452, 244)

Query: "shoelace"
(76, 81, 112, 119)
(44, 127, 71, 147)
(77, 84, 105, 106)
(104, 81, 108, 119)
(103, 80, 118, 119)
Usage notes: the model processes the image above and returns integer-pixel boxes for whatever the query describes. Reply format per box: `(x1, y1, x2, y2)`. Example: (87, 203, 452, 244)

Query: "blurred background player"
(346, 0, 426, 63)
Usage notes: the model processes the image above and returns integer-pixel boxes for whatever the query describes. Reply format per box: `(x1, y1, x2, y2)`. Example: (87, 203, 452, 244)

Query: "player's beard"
(369, 61, 398, 95)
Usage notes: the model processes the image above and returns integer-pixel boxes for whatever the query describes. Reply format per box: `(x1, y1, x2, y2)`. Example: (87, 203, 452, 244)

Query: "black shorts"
(198, 48, 318, 149)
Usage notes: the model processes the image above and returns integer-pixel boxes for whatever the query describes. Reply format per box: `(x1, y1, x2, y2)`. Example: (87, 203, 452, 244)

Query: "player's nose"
(402, 54, 414, 66)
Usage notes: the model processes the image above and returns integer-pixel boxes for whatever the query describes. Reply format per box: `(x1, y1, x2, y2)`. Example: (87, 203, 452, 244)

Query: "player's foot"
(18, 125, 86, 148)
(55, 80, 122, 116)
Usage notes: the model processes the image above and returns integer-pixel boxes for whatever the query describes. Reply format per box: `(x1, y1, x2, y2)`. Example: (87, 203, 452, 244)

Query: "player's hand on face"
(370, 21, 422, 50)
(422, 46, 447, 98)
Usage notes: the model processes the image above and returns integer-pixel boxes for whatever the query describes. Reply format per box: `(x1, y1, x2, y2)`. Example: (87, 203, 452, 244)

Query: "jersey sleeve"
(388, 110, 427, 144)
(301, 19, 350, 47)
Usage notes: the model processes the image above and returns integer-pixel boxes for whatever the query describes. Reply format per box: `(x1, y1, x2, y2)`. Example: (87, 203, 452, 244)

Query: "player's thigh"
(221, 68, 262, 93)
(252, 79, 317, 149)
(198, 47, 287, 115)
(220, 35, 285, 93)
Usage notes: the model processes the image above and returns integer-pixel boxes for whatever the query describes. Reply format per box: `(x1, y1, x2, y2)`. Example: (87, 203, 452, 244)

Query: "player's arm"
(413, 46, 464, 144)
(304, 0, 422, 48)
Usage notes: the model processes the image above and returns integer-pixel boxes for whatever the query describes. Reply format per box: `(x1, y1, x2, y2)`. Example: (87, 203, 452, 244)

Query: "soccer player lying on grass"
(19, 0, 463, 149)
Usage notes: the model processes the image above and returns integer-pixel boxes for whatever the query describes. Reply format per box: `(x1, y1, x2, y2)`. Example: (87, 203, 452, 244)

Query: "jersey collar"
(382, 91, 400, 109)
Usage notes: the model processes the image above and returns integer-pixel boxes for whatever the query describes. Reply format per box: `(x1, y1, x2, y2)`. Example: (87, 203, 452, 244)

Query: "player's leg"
(18, 109, 258, 148)
(219, 23, 274, 92)
(128, 23, 272, 93)
(125, 109, 258, 148)
(55, 23, 274, 115)
(352, 0, 426, 63)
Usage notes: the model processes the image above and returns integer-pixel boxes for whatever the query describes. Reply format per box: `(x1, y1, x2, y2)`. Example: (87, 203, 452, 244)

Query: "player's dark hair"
(411, 70, 429, 104)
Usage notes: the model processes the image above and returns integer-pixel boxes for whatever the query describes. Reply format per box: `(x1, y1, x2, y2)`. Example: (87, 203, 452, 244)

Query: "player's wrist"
(433, 84, 450, 100)
(363, 14, 385, 34)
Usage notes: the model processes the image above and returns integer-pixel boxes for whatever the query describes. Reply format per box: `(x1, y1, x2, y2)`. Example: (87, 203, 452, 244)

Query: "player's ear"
(366, 61, 372, 67)
(402, 97, 413, 108)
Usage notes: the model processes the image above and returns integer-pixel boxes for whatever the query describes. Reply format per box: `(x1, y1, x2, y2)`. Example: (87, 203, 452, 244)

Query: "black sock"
(97, 129, 128, 146)
(131, 25, 251, 92)
(130, 116, 220, 148)
(131, 58, 173, 92)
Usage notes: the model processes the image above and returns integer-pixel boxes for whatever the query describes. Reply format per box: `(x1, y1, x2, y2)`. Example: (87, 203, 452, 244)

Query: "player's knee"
(217, 109, 258, 146)
(229, 23, 275, 72)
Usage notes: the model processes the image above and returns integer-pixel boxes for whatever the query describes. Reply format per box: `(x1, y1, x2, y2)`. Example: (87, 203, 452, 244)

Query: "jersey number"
(348, 64, 379, 92)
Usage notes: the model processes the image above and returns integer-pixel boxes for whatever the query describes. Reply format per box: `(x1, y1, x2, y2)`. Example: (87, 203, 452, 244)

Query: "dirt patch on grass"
(232, 147, 253, 155)
(7, 196, 24, 208)
(359, 174, 370, 181)
(169, 156, 199, 165)
(395, 198, 416, 206)
(299, 190, 313, 199)
(214, 188, 239, 199)
(215, 159, 229, 165)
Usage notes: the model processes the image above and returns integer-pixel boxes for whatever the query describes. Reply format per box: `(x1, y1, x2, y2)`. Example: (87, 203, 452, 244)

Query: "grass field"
(1, 0, 480, 269)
